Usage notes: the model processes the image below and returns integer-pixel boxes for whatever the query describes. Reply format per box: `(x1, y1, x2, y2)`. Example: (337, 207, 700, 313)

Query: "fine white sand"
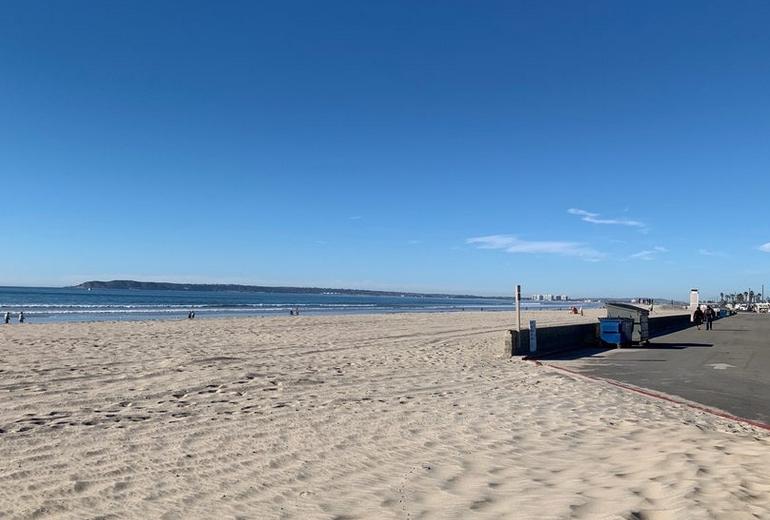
(1, 310, 768, 519)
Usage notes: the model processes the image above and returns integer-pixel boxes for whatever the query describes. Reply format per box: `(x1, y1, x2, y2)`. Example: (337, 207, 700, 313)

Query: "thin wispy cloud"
(630, 250, 656, 260)
(467, 234, 603, 261)
(759, 243, 770, 253)
(349, 215, 362, 220)
(699, 248, 727, 257)
(568, 208, 645, 228)
(629, 246, 668, 261)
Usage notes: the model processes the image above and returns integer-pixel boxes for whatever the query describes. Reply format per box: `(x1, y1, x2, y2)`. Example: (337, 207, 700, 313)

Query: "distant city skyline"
(3, 1, 770, 300)
(530, 294, 570, 302)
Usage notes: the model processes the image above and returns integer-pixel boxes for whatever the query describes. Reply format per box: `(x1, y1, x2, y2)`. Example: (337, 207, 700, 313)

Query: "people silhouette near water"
(4, 311, 10, 324)
(18, 311, 25, 324)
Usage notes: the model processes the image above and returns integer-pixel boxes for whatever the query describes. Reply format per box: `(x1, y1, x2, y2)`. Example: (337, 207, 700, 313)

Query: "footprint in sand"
(73, 481, 91, 493)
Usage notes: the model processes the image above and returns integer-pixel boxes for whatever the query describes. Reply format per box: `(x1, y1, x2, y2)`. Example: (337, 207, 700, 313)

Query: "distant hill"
(73, 280, 497, 299)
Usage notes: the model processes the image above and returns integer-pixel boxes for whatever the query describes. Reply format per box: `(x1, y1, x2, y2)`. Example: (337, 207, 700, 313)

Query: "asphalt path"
(543, 313, 770, 425)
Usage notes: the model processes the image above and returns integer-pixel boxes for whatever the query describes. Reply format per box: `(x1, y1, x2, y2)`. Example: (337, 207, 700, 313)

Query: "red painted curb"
(532, 360, 770, 432)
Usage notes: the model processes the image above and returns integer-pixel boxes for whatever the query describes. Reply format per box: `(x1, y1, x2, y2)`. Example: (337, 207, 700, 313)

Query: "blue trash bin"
(599, 317, 634, 347)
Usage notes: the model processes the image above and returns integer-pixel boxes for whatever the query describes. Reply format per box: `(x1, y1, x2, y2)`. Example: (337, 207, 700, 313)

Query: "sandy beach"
(1, 310, 768, 519)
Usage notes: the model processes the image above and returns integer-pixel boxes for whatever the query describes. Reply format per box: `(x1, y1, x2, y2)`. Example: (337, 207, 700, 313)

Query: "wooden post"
(529, 319, 537, 353)
(515, 284, 522, 353)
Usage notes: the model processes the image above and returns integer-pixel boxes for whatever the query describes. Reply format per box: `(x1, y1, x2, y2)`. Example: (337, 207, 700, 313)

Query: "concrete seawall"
(505, 323, 599, 357)
(648, 314, 694, 337)
(505, 313, 698, 357)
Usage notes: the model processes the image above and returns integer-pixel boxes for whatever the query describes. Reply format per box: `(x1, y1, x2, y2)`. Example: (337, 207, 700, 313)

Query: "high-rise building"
(532, 293, 568, 301)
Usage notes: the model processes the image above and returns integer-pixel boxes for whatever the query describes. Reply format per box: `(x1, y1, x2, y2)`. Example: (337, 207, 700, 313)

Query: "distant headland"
(72, 280, 497, 300)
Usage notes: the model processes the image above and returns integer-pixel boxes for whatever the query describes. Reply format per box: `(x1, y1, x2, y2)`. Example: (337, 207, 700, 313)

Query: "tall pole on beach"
(515, 284, 522, 351)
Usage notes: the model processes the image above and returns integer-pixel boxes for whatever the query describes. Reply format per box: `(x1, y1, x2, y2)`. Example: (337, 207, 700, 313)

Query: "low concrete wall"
(505, 313, 714, 357)
(505, 323, 599, 357)
(648, 314, 693, 337)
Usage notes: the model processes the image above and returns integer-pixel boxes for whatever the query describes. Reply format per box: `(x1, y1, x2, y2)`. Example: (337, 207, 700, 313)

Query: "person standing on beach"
(693, 306, 704, 330)
(3, 311, 10, 324)
(705, 305, 715, 330)
(18, 311, 25, 324)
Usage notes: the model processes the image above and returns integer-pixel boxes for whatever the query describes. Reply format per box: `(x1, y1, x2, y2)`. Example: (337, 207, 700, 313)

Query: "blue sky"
(2, 1, 770, 299)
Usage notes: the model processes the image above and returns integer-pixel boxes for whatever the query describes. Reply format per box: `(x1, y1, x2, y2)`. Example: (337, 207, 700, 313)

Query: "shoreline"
(0, 303, 621, 326)
(2, 304, 691, 328)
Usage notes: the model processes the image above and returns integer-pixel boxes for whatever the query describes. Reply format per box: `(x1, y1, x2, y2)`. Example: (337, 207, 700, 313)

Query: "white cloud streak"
(759, 243, 770, 253)
(699, 248, 727, 257)
(630, 250, 657, 260)
(568, 208, 645, 228)
(467, 235, 603, 260)
(629, 246, 668, 261)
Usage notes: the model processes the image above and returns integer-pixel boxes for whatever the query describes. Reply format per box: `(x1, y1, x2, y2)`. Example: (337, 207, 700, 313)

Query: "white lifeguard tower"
(689, 288, 699, 321)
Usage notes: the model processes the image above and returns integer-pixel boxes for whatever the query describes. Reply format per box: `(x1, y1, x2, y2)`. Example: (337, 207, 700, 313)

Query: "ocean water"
(0, 286, 599, 324)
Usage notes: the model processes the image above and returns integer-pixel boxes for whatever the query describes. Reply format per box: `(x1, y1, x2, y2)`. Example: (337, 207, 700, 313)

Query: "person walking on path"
(693, 306, 704, 330)
(705, 305, 715, 330)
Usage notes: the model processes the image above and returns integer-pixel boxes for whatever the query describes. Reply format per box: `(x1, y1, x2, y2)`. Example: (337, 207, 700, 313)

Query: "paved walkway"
(544, 313, 770, 425)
